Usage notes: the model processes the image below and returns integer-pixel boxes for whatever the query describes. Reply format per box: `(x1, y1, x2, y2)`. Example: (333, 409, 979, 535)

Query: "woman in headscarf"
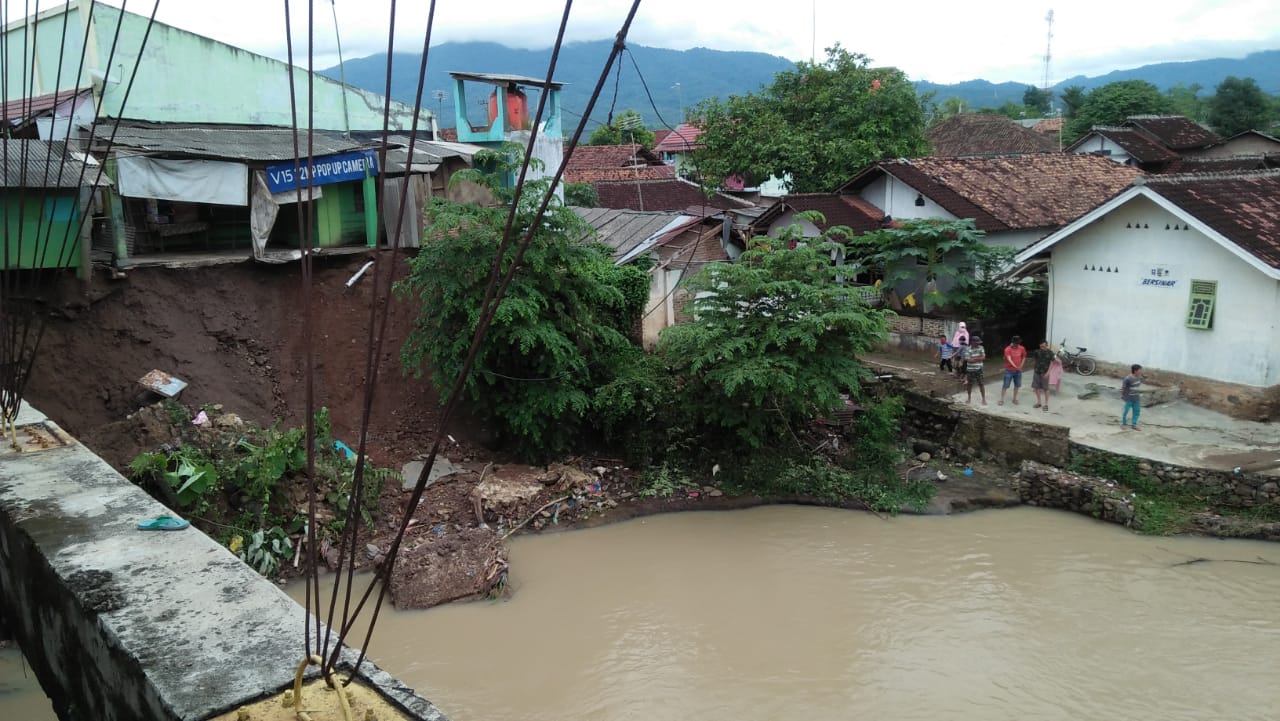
(951, 322, 969, 348)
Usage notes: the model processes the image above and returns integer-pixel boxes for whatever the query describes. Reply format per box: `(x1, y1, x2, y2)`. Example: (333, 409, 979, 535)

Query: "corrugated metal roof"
(573, 207, 689, 259)
(92, 124, 370, 161)
(1, 140, 92, 188)
(448, 72, 565, 90)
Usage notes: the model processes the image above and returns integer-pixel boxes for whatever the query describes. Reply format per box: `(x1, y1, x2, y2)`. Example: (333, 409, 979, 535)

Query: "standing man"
(1031, 340, 1055, 412)
(999, 335, 1027, 406)
(1121, 364, 1144, 430)
(965, 336, 987, 405)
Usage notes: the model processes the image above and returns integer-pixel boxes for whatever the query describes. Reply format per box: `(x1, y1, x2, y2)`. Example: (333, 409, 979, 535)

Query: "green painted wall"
(1, 192, 80, 269)
(313, 182, 371, 247)
(2, 4, 434, 133)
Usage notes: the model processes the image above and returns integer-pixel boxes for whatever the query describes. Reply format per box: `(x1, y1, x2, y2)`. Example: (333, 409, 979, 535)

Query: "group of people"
(936, 323, 1061, 409)
(935, 324, 1147, 429)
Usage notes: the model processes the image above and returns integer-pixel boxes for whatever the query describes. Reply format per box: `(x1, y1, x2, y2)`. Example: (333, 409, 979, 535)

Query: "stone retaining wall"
(898, 388, 1071, 467)
(1014, 460, 1135, 526)
(1069, 442, 1280, 508)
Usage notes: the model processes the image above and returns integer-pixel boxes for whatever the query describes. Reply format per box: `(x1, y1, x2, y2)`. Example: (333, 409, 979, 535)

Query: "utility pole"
(671, 82, 684, 122)
(432, 90, 447, 124)
(329, 0, 351, 136)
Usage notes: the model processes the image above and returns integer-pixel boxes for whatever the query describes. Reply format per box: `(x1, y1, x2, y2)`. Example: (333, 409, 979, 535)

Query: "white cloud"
(91, 0, 1280, 84)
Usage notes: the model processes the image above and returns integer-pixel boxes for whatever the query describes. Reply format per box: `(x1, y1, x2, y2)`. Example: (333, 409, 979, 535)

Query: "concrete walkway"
(870, 354, 1280, 476)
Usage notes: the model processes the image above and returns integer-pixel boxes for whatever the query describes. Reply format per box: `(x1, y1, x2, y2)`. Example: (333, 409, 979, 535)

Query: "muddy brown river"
(5, 507, 1280, 720)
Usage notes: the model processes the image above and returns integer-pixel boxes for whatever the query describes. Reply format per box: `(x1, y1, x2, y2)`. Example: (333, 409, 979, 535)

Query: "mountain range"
(323, 45, 1280, 129)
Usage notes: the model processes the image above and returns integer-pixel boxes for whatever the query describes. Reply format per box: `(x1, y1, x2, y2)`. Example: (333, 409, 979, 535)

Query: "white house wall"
(859, 175, 956, 220)
(1046, 195, 1279, 386)
(1071, 135, 1132, 165)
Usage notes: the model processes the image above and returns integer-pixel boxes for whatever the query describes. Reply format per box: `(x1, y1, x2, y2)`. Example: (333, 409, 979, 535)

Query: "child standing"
(1121, 364, 1144, 430)
(935, 336, 955, 372)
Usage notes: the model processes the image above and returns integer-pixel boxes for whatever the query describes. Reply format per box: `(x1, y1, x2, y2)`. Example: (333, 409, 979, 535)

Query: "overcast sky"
(89, 0, 1280, 85)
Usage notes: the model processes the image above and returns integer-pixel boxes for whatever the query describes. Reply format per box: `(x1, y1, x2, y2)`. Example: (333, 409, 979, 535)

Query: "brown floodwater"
(5, 506, 1280, 720)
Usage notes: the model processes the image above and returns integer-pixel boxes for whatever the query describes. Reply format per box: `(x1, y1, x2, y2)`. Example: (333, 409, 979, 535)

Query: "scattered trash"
(962, 468, 974, 476)
(191, 410, 210, 426)
(936, 470, 948, 482)
(334, 440, 356, 460)
(138, 369, 188, 398)
(137, 516, 189, 531)
(688, 491, 700, 499)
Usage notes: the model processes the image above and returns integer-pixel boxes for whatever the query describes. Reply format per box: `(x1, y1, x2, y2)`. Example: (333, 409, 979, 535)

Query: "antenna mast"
(1041, 9, 1054, 91)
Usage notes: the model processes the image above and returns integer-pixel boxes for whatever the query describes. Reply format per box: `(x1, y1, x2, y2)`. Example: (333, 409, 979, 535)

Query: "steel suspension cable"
(336, 0, 644, 681)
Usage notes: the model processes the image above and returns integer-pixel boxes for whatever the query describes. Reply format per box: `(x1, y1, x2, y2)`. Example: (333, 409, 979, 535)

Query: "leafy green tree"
(1064, 80, 1171, 141)
(657, 217, 890, 451)
(1023, 86, 1053, 115)
(1207, 76, 1271, 137)
(847, 219, 1017, 314)
(396, 148, 649, 459)
(587, 109, 657, 147)
(1058, 85, 1087, 119)
(692, 44, 929, 193)
(931, 96, 970, 123)
(1165, 83, 1206, 121)
(564, 181, 599, 207)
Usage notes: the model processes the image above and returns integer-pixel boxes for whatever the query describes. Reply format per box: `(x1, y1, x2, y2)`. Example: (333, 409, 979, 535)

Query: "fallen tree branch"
(500, 495, 571, 541)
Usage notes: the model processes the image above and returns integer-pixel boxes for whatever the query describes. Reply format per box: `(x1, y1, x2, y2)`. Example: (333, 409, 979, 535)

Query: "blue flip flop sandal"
(137, 516, 190, 531)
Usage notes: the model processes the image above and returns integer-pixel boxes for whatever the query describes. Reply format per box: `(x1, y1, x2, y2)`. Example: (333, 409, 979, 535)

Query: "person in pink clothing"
(950, 322, 969, 348)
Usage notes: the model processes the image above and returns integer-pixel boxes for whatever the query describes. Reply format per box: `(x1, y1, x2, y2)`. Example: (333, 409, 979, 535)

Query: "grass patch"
(1065, 452, 1279, 536)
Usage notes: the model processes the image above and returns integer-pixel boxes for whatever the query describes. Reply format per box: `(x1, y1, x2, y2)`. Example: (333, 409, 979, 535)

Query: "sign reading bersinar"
(265, 150, 378, 193)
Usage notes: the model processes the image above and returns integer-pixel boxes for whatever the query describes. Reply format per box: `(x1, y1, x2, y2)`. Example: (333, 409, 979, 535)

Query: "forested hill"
(324, 43, 1280, 127)
(917, 50, 1280, 109)
(321, 41, 795, 130)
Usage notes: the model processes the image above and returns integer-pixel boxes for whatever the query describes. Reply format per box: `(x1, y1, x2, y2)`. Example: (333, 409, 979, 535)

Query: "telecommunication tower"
(1041, 9, 1055, 91)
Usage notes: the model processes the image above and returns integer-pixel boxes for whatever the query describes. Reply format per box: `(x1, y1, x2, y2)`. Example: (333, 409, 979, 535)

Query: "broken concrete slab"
(401, 455, 462, 490)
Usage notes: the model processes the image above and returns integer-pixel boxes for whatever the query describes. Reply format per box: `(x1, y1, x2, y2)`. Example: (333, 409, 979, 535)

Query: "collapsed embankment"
(19, 260, 1279, 616)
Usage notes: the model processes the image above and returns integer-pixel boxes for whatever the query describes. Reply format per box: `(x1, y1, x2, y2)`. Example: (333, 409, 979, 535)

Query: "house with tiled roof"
(592, 177, 756, 213)
(573, 207, 741, 347)
(1067, 115, 1227, 172)
(928, 114, 1059, 157)
(563, 144, 673, 184)
(1194, 130, 1280, 160)
(838, 154, 1142, 251)
(1014, 170, 1280, 419)
(652, 123, 704, 164)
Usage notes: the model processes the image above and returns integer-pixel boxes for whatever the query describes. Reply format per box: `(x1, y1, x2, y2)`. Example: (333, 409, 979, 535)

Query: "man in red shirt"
(999, 335, 1027, 406)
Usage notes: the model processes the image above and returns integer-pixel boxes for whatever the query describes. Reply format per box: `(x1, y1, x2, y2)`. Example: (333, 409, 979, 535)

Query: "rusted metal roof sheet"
(92, 123, 368, 161)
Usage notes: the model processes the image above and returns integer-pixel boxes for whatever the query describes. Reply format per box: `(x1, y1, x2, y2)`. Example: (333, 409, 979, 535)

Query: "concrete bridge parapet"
(0, 403, 446, 721)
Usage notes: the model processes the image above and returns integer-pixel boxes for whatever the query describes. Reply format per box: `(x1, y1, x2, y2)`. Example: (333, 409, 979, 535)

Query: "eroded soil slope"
(25, 254, 479, 470)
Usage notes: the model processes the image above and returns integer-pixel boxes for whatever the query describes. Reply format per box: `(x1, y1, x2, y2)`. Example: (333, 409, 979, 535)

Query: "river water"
(5, 506, 1280, 720)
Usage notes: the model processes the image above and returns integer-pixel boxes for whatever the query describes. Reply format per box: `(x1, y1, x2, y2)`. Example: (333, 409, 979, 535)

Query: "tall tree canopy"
(1023, 86, 1053, 115)
(1064, 80, 1171, 141)
(587, 108, 657, 147)
(1207, 76, 1271, 137)
(691, 45, 929, 194)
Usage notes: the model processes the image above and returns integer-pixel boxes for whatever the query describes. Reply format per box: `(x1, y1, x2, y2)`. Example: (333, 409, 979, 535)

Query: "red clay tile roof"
(568, 165, 676, 183)
(564, 144, 672, 182)
(927, 114, 1059, 156)
(1079, 127, 1180, 164)
(756, 193, 885, 234)
(565, 144, 664, 171)
(1161, 155, 1277, 174)
(652, 129, 673, 147)
(846, 154, 1143, 232)
(1031, 117, 1064, 137)
(652, 123, 703, 153)
(1142, 170, 1280, 268)
(1126, 115, 1221, 151)
(593, 178, 755, 212)
(0, 88, 90, 125)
